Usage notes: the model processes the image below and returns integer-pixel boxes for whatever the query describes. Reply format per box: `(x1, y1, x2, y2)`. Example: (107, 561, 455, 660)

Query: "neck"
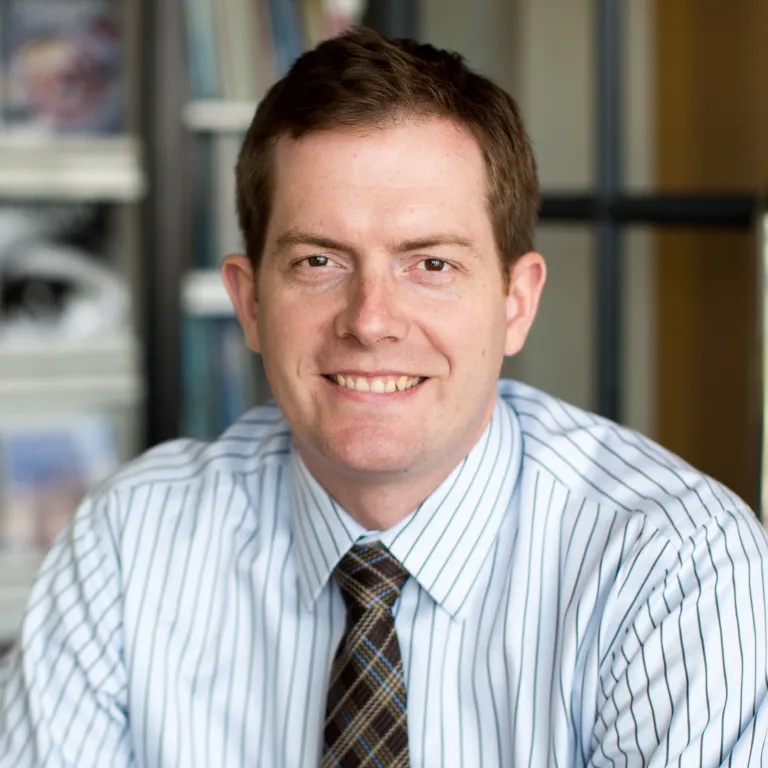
(308, 461, 461, 531)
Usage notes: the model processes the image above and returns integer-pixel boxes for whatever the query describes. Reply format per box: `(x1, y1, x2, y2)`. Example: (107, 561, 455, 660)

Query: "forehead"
(268, 118, 490, 230)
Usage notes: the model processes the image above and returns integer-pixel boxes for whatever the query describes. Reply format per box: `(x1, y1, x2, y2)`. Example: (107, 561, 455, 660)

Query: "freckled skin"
(223, 117, 546, 527)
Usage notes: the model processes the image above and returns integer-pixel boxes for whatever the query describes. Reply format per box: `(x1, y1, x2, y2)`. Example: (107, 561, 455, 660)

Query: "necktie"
(322, 542, 411, 768)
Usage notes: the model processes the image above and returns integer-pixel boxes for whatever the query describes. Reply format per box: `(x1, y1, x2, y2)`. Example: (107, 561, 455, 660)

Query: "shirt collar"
(290, 394, 523, 621)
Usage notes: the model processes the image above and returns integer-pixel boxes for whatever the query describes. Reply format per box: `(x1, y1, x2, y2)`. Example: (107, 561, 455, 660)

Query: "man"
(2, 27, 768, 767)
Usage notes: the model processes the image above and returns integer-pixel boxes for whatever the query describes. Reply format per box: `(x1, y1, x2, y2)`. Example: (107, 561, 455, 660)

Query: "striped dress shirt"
(1, 378, 768, 766)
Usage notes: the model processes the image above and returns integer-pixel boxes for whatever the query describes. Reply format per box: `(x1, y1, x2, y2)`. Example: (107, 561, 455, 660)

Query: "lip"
(323, 370, 423, 378)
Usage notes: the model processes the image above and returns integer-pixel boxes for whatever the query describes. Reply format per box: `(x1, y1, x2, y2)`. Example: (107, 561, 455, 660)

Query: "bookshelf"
(173, 1, 420, 442)
(0, 0, 148, 647)
(0, 0, 423, 649)
(0, 2, 423, 650)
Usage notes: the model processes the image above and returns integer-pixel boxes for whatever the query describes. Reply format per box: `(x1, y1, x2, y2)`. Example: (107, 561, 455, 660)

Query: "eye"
(304, 255, 330, 267)
(420, 258, 449, 272)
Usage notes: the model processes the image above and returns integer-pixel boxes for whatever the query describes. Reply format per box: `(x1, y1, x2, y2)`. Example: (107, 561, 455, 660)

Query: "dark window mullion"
(539, 193, 759, 227)
(595, 0, 624, 421)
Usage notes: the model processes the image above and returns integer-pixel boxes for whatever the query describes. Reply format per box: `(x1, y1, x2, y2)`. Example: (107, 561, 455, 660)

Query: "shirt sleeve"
(0, 491, 134, 768)
(588, 507, 768, 766)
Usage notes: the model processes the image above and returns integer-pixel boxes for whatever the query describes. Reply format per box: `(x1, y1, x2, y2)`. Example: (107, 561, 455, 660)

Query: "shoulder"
(498, 378, 761, 549)
(80, 402, 293, 542)
(102, 401, 292, 492)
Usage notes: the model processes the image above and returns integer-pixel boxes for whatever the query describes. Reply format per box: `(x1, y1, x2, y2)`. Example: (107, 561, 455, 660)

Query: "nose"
(333, 271, 409, 346)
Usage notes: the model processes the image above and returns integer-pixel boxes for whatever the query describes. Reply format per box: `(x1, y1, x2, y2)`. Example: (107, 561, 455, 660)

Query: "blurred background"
(0, 0, 767, 648)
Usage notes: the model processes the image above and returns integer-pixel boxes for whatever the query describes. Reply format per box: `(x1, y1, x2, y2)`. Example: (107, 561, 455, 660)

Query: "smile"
(324, 374, 426, 393)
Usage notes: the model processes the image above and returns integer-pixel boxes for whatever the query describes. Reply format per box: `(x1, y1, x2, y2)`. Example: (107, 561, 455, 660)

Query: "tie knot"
(333, 543, 409, 614)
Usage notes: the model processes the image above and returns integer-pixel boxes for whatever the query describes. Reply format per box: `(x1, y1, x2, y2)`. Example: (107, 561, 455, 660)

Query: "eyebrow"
(275, 230, 356, 255)
(274, 228, 475, 255)
(393, 234, 475, 253)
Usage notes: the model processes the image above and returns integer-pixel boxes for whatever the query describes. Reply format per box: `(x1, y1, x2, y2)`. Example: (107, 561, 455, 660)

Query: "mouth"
(322, 373, 427, 394)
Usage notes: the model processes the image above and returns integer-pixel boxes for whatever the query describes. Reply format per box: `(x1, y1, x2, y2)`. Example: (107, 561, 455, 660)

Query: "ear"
(221, 253, 261, 353)
(504, 252, 547, 356)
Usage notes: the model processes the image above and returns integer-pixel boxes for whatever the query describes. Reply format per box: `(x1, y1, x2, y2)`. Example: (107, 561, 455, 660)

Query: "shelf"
(0, 332, 143, 406)
(182, 101, 257, 133)
(0, 134, 145, 202)
(182, 269, 235, 317)
(0, 551, 43, 646)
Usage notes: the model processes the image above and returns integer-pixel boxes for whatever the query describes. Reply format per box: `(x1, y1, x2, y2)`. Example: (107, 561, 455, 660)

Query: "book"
(216, 317, 247, 430)
(265, 0, 304, 77)
(212, 0, 275, 101)
(1, 0, 124, 134)
(182, 316, 273, 440)
(299, 0, 325, 48)
(185, 134, 242, 270)
(300, 0, 368, 48)
(215, 318, 273, 433)
(182, 316, 216, 439)
(180, 0, 369, 102)
(0, 416, 118, 553)
(180, 0, 382, 440)
(182, 0, 220, 99)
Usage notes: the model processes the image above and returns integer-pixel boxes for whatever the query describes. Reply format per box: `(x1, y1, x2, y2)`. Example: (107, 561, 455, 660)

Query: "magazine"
(1, 0, 124, 134)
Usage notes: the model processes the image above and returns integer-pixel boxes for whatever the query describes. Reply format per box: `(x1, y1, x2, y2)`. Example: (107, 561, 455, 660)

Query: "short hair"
(235, 27, 539, 278)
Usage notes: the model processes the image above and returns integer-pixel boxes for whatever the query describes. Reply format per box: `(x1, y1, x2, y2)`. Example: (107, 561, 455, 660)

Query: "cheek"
(421, 299, 507, 370)
(258, 292, 329, 372)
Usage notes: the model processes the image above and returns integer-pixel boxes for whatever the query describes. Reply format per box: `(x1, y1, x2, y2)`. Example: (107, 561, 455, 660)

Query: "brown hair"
(235, 27, 539, 277)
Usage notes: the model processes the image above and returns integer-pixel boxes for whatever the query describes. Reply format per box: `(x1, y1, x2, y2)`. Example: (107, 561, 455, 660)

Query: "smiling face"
(224, 117, 545, 508)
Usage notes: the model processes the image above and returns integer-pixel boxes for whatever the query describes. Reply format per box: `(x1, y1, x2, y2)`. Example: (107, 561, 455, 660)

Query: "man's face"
(226, 117, 544, 484)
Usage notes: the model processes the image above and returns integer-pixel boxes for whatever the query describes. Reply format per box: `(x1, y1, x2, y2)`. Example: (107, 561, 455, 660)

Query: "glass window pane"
(511, 223, 761, 512)
(504, 225, 596, 410)
(622, 226, 760, 511)
(624, 0, 768, 192)
(623, 0, 655, 192)
(421, 0, 595, 189)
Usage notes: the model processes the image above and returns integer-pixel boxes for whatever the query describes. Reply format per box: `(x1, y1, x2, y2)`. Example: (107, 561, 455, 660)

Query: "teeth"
(331, 374, 423, 392)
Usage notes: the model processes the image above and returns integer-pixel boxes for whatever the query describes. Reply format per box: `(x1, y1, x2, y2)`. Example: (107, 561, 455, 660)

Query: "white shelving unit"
(0, 134, 145, 202)
(0, 133, 146, 645)
(182, 100, 257, 133)
(182, 268, 234, 317)
(0, 336, 144, 646)
(0, 333, 143, 404)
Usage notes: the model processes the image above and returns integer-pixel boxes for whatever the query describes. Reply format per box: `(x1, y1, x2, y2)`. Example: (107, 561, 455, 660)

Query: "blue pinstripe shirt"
(2, 379, 768, 766)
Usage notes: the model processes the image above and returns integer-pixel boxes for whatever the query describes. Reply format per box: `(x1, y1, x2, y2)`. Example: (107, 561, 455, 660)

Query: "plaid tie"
(322, 543, 411, 768)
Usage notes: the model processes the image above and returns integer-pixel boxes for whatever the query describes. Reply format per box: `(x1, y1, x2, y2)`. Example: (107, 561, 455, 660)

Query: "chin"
(317, 429, 426, 477)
